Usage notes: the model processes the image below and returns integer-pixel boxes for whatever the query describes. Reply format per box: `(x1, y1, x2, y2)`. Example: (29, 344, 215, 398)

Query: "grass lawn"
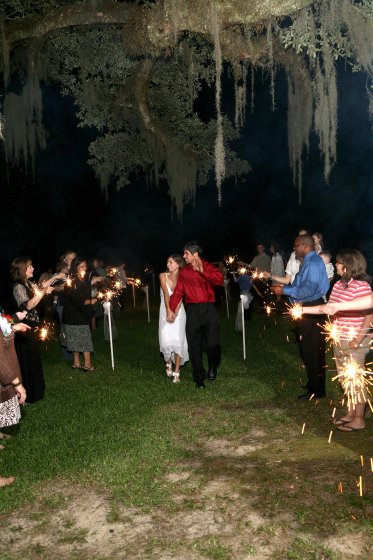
(1, 295, 372, 559)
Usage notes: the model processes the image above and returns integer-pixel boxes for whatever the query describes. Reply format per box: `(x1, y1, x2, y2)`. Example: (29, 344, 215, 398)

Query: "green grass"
(1, 296, 372, 559)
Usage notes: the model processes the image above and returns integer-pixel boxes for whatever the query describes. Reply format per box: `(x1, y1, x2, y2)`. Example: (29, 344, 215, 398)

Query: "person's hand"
(271, 285, 283, 296)
(262, 271, 270, 279)
(91, 276, 103, 285)
(192, 255, 203, 273)
(167, 310, 176, 323)
(15, 311, 27, 321)
(15, 384, 26, 405)
(323, 303, 338, 315)
(12, 322, 31, 333)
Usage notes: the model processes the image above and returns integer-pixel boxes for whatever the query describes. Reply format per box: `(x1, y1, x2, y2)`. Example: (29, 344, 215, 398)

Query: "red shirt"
(169, 260, 223, 311)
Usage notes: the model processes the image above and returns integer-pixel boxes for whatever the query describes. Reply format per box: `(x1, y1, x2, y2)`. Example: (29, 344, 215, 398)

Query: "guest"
(60, 250, 77, 271)
(232, 265, 253, 331)
(271, 234, 329, 399)
(11, 258, 55, 403)
(168, 242, 223, 388)
(159, 255, 189, 383)
(306, 249, 373, 431)
(320, 250, 335, 281)
(0, 316, 29, 487)
(312, 232, 323, 254)
(248, 244, 271, 273)
(63, 257, 97, 371)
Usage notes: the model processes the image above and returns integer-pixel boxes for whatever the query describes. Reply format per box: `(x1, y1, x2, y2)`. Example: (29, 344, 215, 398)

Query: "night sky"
(1, 58, 373, 296)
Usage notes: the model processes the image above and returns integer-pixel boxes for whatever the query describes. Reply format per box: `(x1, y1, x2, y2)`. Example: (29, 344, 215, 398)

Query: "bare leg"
(173, 354, 181, 383)
(338, 403, 366, 431)
(73, 352, 81, 368)
(83, 352, 93, 369)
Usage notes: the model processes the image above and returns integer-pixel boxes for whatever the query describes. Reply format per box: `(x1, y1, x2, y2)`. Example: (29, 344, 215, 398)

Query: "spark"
(301, 423, 305, 434)
(266, 305, 271, 316)
(114, 281, 122, 290)
(332, 357, 372, 410)
(79, 269, 86, 280)
(370, 458, 373, 472)
(328, 430, 333, 443)
(338, 482, 343, 493)
(66, 277, 72, 287)
(321, 319, 341, 345)
(357, 476, 363, 497)
(35, 322, 53, 342)
(332, 407, 336, 418)
(286, 303, 303, 321)
(360, 455, 364, 467)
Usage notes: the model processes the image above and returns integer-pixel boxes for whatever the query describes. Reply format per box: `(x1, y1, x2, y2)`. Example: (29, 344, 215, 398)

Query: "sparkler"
(332, 356, 372, 410)
(66, 276, 72, 287)
(321, 319, 341, 345)
(35, 322, 53, 342)
(286, 302, 303, 321)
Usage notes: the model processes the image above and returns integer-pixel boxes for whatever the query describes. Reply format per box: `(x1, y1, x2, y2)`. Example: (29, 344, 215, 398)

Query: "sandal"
(82, 365, 96, 371)
(173, 373, 180, 384)
(0, 433, 11, 441)
(166, 362, 173, 378)
(72, 364, 82, 370)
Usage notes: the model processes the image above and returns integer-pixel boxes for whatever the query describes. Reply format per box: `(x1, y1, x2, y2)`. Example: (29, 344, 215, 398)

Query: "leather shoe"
(207, 368, 217, 381)
(195, 381, 205, 389)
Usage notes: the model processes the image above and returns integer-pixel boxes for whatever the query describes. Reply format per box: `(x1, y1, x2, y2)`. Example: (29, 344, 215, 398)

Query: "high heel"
(173, 372, 180, 383)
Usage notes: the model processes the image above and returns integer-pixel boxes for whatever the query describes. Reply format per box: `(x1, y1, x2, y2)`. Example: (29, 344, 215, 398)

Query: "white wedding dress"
(159, 275, 189, 365)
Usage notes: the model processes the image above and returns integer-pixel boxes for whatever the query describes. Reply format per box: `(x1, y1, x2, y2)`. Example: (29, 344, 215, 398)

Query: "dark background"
(1, 61, 372, 302)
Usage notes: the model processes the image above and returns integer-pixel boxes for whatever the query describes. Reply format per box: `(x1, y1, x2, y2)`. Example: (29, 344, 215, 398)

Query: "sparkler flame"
(321, 320, 341, 345)
(332, 356, 372, 410)
(286, 303, 303, 321)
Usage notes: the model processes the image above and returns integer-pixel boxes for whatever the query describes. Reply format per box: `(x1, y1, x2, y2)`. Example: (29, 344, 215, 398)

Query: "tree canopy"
(1, 0, 373, 215)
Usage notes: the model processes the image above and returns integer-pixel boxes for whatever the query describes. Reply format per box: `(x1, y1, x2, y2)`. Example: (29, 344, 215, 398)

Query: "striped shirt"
(328, 279, 372, 340)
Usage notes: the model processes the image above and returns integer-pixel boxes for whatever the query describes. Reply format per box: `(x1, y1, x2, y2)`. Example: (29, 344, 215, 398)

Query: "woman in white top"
(159, 255, 189, 383)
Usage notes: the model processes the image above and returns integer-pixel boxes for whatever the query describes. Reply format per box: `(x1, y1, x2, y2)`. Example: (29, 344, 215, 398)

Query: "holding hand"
(167, 310, 176, 323)
(192, 255, 203, 273)
(271, 285, 283, 296)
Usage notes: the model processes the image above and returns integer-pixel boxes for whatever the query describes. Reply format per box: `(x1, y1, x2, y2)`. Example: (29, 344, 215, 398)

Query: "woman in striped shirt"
(328, 249, 373, 432)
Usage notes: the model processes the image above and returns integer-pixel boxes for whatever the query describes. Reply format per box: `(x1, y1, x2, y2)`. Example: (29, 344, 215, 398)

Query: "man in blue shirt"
(272, 234, 329, 399)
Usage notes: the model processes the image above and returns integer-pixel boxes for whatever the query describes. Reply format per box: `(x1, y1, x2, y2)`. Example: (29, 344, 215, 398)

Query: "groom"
(167, 242, 223, 388)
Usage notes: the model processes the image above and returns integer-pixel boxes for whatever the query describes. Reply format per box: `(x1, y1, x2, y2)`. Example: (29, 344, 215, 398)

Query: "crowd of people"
(1, 232, 372, 486)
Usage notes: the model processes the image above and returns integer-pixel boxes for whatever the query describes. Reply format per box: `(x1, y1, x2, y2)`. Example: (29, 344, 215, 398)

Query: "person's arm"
(349, 312, 373, 348)
(159, 273, 171, 312)
(13, 283, 50, 312)
(39, 272, 66, 289)
(264, 271, 291, 284)
(169, 274, 184, 313)
(198, 260, 224, 286)
(323, 294, 373, 315)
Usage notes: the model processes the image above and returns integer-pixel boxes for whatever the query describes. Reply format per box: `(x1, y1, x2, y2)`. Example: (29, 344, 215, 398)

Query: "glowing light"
(321, 320, 341, 345)
(328, 430, 333, 443)
(35, 322, 53, 342)
(266, 305, 271, 316)
(332, 357, 372, 410)
(301, 423, 305, 434)
(286, 303, 303, 321)
(66, 277, 72, 287)
(338, 482, 343, 493)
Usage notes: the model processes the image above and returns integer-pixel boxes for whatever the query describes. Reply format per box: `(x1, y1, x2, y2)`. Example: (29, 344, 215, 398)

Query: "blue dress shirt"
(283, 251, 329, 303)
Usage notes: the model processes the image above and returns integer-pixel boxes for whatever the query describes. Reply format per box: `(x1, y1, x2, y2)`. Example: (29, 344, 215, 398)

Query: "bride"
(159, 255, 189, 383)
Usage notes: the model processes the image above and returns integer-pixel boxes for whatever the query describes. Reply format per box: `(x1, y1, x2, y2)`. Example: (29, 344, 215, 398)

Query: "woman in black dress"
(10, 258, 55, 403)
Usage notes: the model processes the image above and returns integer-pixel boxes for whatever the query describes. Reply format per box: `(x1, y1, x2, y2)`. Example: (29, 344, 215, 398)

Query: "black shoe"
(207, 368, 217, 381)
(195, 381, 205, 389)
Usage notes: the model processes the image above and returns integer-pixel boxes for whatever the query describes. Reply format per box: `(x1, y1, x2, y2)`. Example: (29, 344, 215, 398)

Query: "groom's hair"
(184, 241, 202, 256)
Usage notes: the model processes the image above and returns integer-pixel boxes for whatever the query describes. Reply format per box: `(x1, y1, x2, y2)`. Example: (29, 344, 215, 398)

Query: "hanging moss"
(210, 0, 225, 205)
(233, 62, 247, 128)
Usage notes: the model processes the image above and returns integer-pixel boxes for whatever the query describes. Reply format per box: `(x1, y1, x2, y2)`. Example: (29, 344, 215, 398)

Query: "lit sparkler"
(332, 356, 373, 410)
(321, 319, 341, 345)
(286, 303, 303, 321)
(35, 322, 53, 342)
(66, 276, 72, 287)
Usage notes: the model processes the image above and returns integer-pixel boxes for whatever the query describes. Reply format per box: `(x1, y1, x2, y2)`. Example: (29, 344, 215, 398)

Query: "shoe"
(207, 368, 217, 381)
(297, 391, 325, 400)
(82, 365, 96, 371)
(337, 424, 365, 432)
(72, 364, 82, 370)
(195, 381, 205, 389)
(166, 362, 173, 378)
(173, 373, 180, 384)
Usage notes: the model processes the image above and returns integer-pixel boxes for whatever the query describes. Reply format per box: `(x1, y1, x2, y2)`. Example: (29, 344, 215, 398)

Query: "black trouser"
(185, 302, 221, 385)
(297, 299, 326, 395)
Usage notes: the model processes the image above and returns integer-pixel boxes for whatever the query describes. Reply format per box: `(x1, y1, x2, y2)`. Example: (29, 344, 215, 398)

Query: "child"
(320, 250, 334, 281)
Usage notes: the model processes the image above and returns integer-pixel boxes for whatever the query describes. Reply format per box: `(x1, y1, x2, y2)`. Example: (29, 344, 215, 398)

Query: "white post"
(152, 273, 156, 296)
(103, 301, 115, 370)
(145, 285, 150, 323)
(224, 279, 230, 318)
(240, 294, 246, 360)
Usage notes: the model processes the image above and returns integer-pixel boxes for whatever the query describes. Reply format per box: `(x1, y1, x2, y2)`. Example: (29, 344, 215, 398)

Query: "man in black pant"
(271, 234, 330, 399)
(168, 242, 223, 388)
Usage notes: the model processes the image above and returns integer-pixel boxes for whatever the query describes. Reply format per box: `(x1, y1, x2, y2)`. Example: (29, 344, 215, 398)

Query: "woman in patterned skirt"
(63, 257, 98, 371)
